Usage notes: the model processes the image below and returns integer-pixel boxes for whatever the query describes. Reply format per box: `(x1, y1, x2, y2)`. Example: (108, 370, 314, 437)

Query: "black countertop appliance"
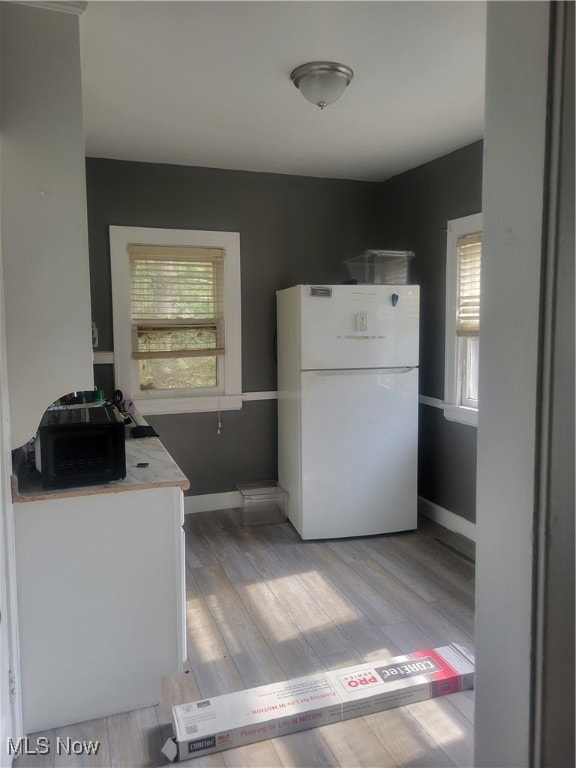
(35, 404, 126, 489)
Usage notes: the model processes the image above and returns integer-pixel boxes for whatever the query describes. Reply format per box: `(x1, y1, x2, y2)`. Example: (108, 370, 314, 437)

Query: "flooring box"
(162, 643, 474, 762)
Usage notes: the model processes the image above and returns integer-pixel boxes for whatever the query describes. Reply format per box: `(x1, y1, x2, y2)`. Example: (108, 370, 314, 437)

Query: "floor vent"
(435, 538, 476, 564)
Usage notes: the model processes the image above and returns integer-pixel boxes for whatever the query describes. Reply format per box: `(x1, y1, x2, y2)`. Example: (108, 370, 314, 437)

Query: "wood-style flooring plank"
(355, 535, 456, 603)
(418, 520, 476, 562)
(12, 720, 110, 768)
(350, 556, 475, 649)
(261, 537, 403, 662)
(185, 566, 222, 630)
(325, 538, 368, 564)
(394, 527, 475, 576)
(185, 569, 245, 698)
(191, 527, 261, 584)
(382, 533, 475, 607)
(53, 719, 111, 767)
(405, 697, 474, 768)
(301, 541, 408, 628)
(319, 650, 369, 671)
(159, 671, 201, 721)
(176, 750, 225, 768)
(192, 563, 286, 688)
(268, 728, 339, 768)
(364, 708, 457, 767)
(233, 577, 325, 679)
(107, 707, 165, 768)
(245, 547, 353, 658)
(183, 515, 219, 569)
(186, 619, 245, 699)
(445, 690, 475, 725)
(194, 509, 267, 555)
(12, 731, 56, 768)
(427, 596, 475, 638)
(318, 718, 398, 767)
(220, 740, 283, 768)
(379, 619, 437, 655)
(251, 519, 301, 547)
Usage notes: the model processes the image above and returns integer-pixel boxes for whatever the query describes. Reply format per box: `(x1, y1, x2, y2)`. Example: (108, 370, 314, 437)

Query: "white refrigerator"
(277, 284, 420, 540)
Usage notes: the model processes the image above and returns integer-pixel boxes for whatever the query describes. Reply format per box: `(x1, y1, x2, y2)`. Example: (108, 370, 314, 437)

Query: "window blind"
(128, 244, 225, 359)
(456, 232, 482, 336)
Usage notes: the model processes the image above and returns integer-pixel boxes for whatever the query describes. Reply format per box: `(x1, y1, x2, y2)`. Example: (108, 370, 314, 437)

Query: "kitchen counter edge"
(11, 433, 190, 503)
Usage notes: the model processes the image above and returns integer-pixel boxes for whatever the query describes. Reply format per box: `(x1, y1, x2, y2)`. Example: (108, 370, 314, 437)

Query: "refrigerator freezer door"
(299, 367, 418, 539)
(300, 285, 419, 371)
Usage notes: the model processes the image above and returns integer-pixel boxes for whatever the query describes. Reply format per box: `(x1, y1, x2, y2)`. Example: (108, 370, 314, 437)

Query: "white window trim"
(444, 402, 478, 427)
(109, 226, 242, 415)
(444, 213, 482, 427)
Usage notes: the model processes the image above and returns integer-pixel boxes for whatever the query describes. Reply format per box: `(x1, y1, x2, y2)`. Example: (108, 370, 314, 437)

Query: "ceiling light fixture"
(290, 61, 354, 110)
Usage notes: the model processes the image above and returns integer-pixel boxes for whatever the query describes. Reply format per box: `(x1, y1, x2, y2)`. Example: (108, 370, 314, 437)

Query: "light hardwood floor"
(13, 512, 475, 768)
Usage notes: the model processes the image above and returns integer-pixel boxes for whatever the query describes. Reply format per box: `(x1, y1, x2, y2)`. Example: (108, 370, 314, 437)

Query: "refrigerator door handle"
(306, 367, 417, 376)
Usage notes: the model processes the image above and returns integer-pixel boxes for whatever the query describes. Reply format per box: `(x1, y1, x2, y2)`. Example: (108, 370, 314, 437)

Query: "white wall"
(534, 3, 575, 762)
(0, 232, 21, 762)
(0, 6, 22, 747)
(0, 3, 93, 448)
(474, 3, 573, 765)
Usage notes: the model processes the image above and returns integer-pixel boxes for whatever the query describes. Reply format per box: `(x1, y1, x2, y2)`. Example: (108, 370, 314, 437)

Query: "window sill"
(443, 403, 478, 427)
(134, 394, 243, 416)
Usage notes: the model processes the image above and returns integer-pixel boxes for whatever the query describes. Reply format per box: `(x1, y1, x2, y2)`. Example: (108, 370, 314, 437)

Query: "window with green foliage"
(110, 226, 242, 416)
(129, 245, 224, 392)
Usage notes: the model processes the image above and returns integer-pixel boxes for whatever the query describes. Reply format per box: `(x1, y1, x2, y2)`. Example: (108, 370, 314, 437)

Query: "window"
(129, 245, 224, 392)
(444, 213, 482, 426)
(110, 227, 242, 415)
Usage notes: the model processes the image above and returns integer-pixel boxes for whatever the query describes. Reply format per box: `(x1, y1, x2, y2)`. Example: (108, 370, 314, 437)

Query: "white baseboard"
(418, 496, 476, 542)
(184, 491, 242, 515)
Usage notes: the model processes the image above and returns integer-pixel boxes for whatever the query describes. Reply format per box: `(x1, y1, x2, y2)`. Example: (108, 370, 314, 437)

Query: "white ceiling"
(80, 1, 486, 182)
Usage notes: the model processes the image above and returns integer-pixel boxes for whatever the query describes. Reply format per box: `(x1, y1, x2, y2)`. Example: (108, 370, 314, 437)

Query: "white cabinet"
(14, 484, 186, 733)
(0, 3, 94, 448)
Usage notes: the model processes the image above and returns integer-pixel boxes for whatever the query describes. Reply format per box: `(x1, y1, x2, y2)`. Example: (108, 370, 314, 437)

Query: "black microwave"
(35, 405, 126, 489)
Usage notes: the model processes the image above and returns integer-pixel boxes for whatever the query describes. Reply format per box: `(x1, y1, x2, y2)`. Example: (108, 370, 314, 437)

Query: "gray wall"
(86, 159, 380, 494)
(86, 144, 482, 511)
(379, 141, 483, 523)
